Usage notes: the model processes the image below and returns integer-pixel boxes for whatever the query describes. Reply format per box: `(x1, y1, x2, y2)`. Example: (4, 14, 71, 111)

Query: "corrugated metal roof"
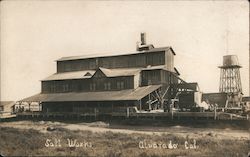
(42, 65, 179, 81)
(42, 68, 141, 81)
(99, 67, 140, 77)
(42, 70, 95, 81)
(20, 85, 161, 102)
(57, 47, 171, 61)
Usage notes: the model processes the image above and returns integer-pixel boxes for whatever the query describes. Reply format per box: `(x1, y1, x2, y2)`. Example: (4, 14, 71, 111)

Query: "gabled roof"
(98, 67, 141, 77)
(42, 67, 141, 81)
(57, 47, 172, 61)
(174, 67, 180, 75)
(42, 70, 95, 81)
(42, 64, 181, 81)
(20, 85, 162, 102)
(84, 72, 93, 76)
(169, 47, 176, 55)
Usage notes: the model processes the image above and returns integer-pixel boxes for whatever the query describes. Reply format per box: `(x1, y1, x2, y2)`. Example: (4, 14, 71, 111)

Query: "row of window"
(43, 80, 128, 93)
(104, 82, 111, 90)
(57, 51, 166, 72)
(141, 70, 179, 85)
(89, 81, 125, 91)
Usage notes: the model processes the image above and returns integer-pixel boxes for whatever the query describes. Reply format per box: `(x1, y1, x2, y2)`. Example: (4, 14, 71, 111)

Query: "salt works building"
(21, 33, 198, 116)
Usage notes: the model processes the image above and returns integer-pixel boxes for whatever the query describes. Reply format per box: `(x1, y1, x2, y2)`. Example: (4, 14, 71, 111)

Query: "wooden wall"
(165, 50, 174, 72)
(42, 101, 137, 113)
(57, 51, 167, 72)
(141, 69, 179, 87)
(141, 70, 161, 86)
(42, 76, 134, 93)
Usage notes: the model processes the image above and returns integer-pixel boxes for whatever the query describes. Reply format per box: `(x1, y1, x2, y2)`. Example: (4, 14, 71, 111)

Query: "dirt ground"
(1, 120, 249, 140)
(0, 120, 249, 157)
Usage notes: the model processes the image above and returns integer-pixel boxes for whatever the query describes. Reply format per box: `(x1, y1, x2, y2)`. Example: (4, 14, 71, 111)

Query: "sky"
(0, 0, 249, 101)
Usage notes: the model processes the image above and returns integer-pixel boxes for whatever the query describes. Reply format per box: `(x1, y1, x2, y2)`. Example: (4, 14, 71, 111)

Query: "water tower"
(219, 55, 242, 108)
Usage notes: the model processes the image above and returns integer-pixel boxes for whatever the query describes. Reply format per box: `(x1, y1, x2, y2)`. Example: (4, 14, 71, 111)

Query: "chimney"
(141, 32, 146, 45)
(136, 41, 140, 51)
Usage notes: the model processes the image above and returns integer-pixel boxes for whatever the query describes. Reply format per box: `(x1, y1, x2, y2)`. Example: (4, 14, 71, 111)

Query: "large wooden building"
(21, 33, 188, 115)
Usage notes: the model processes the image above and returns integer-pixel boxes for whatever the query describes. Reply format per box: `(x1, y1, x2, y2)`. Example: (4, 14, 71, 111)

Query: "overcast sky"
(0, 1, 249, 101)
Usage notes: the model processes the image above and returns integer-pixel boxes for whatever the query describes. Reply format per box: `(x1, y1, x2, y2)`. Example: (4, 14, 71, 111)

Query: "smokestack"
(141, 32, 146, 45)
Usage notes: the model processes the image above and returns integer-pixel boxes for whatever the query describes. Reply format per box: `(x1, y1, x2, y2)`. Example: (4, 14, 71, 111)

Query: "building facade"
(21, 34, 187, 115)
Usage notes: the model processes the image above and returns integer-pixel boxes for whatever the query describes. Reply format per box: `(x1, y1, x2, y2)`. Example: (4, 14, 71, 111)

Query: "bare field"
(0, 120, 249, 157)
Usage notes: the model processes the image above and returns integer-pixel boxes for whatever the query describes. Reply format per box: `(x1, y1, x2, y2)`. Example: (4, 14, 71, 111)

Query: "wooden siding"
(57, 51, 167, 72)
(165, 50, 174, 72)
(42, 101, 137, 113)
(42, 76, 134, 93)
(141, 70, 161, 86)
(141, 69, 179, 86)
(133, 73, 141, 89)
(161, 70, 178, 85)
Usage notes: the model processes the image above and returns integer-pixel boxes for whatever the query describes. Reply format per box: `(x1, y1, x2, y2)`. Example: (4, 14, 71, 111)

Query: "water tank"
(222, 55, 240, 67)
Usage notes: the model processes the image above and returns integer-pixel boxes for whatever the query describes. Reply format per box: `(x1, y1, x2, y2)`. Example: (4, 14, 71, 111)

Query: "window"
(120, 82, 124, 89)
(148, 79, 152, 85)
(77, 83, 82, 91)
(50, 83, 56, 92)
(104, 83, 107, 90)
(117, 82, 120, 89)
(0, 106, 3, 111)
(89, 60, 96, 69)
(104, 82, 111, 90)
(90, 83, 96, 91)
(117, 81, 124, 89)
(63, 84, 69, 92)
(64, 63, 71, 72)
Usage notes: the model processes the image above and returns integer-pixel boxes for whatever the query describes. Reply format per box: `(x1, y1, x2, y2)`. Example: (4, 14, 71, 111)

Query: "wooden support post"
(149, 93, 151, 110)
(39, 102, 42, 111)
(94, 108, 97, 120)
(214, 107, 217, 120)
(18, 101, 21, 111)
(111, 102, 113, 113)
(139, 100, 142, 111)
(28, 102, 31, 112)
(171, 109, 174, 120)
